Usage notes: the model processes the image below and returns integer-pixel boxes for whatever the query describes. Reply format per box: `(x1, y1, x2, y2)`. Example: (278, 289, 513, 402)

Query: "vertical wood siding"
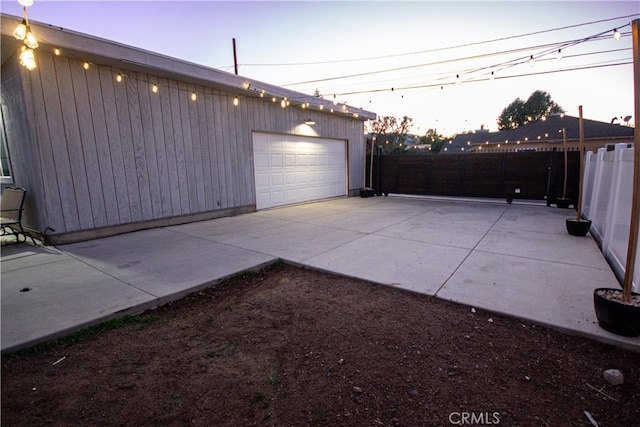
(11, 52, 365, 236)
(1, 56, 46, 231)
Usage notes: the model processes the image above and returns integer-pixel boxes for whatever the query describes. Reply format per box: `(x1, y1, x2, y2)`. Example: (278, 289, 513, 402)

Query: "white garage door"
(253, 133, 347, 209)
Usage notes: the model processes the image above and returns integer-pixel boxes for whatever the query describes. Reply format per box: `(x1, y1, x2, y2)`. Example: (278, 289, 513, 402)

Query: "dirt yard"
(2, 263, 639, 426)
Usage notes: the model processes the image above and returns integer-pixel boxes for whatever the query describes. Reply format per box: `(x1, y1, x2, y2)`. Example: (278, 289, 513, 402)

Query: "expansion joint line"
(434, 204, 512, 295)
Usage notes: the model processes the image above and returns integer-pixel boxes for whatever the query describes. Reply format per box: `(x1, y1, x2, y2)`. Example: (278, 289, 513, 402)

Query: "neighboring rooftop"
(446, 115, 634, 153)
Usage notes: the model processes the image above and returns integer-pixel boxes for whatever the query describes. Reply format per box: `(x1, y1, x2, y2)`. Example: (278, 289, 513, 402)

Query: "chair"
(0, 187, 36, 245)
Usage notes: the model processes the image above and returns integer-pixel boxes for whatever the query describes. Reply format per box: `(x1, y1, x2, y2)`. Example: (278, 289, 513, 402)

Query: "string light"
(115, 73, 123, 82)
(490, 71, 494, 81)
(83, 62, 90, 70)
(613, 28, 621, 40)
(19, 46, 36, 70)
(14, 1, 39, 69)
(556, 49, 563, 60)
(529, 55, 535, 67)
(53, 48, 61, 56)
(233, 96, 239, 106)
(280, 98, 286, 108)
(191, 91, 197, 101)
(152, 83, 158, 93)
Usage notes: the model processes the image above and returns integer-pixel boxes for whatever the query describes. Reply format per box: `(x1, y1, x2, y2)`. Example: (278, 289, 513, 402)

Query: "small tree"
(420, 129, 447, 154)
(366, 115, 414, 154)
(497, 90, 564, 130)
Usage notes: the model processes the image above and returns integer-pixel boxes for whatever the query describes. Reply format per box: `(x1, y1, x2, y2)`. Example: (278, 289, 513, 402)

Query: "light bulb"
(319, 105, 324, 110)
(116, 74, 123, 82)
(556, 49, 562, 60)
(529, 55, 535, 67)
(13, 20, 27, 40)
(490, 71, 494, 81)
(18, 0, 34, 6)
(19, 46, 36, 70)
(456, 74, 461, 85)
(53, 48, 61, 56)
(152, 84, 158, 93)
(191, 92, 197, 101)
(24, 31, 38, 49)
(233, 96, 239, 106)
(83, 62, 90, 70)
(280, 99, 286, 108)
(613, 29, 621, 40)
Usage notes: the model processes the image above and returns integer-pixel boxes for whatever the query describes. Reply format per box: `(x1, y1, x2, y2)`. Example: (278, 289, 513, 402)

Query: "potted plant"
(566, 108, 592, 235)
(594, 25, 640, 338)
(556, 128, 572, 208)
(593, 288, 640, 337)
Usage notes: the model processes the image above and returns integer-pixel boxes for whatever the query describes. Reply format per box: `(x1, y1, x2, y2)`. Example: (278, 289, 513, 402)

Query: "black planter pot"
(593, 288, 640, 337)
(566, 218, 592, 236)
(556, 198, 572, 209)
(359, 188, 375, 198)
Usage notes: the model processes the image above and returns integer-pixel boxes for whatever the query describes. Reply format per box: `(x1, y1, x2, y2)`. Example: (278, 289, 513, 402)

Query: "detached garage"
(253, 133, 347, 210)
(0, 14, 375, 244)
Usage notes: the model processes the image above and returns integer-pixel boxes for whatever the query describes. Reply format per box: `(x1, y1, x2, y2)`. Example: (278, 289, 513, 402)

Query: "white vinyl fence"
(582, 143, 638, 293)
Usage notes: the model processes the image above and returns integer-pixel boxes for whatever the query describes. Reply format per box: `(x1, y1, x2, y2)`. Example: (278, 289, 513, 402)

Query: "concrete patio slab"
(167, 215, 287, 241)
(378, 215, 491, 249)
(306, 234, 470, 295)
(62, 228, 276, 300)
(2, 195, 638, 353)
(1, 255, 156, 352)
(0, 243, 68, 273)
(437, 250, 639, 349)
(494, 204, 571, 234)
(476, 228, 606, 267)
(214, 221, 365, 263)
(304, 208, 420, 234)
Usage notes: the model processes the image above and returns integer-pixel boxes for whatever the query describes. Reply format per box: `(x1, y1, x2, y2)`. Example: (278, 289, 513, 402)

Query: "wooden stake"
(369, 136, 375, 189)
(622, 19, 640, 301)
(562, 128, 568, 199)
(577, 109, 585, 221)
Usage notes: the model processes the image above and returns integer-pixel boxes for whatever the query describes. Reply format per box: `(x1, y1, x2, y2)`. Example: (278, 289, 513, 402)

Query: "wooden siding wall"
(13, 51, 365, 237)
(373, 152, 580, 201)
(0, 55, 46, 231)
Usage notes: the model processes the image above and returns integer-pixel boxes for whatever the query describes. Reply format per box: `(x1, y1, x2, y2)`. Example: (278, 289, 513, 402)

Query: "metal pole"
(622, 19, 640, 301)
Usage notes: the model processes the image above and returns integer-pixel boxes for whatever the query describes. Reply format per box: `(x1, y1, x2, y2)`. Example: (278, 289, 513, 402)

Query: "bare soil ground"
(2, 263, 639, 426)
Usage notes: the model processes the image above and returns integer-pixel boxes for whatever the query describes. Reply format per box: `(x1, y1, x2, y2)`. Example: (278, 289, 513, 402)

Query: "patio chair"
(0, 186, 37, 245)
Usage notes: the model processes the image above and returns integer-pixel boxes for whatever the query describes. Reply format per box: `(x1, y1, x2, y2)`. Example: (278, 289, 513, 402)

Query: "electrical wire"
(281, 30, 630, 87)
(238, 13, 638, 67)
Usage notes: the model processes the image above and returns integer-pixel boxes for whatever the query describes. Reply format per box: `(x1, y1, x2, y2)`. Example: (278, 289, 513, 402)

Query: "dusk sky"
(2, 0, 638, 136)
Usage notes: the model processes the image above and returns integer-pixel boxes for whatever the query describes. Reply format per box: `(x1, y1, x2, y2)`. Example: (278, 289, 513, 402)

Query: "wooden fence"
(369, 151, 581, 203)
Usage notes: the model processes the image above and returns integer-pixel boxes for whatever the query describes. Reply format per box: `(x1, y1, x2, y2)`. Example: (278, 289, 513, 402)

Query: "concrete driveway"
(2, 196, 638, 352)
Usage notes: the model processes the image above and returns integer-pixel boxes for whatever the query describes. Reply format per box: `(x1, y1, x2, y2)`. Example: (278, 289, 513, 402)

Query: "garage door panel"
(269, 154, 284, 167)
(284, 154, 296, 167)
(285, 171, 297, 184)
(253, 133, 346, 209)
(255, 172, 271, 189)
